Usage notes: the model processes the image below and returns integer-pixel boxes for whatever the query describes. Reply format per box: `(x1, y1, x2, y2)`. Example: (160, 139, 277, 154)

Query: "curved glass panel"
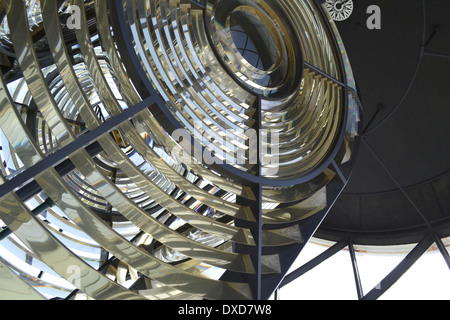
(0, 0, 360, 300)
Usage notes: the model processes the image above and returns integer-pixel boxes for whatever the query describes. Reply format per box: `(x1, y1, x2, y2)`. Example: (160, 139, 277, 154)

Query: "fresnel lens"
(0, 0, 360, 300)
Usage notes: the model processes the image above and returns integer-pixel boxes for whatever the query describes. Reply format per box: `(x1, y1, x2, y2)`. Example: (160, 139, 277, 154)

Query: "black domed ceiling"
(316, 0, 450, 245)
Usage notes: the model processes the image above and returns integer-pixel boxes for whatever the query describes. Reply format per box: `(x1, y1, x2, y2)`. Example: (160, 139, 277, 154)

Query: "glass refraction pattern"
(0, 0, 360, 300)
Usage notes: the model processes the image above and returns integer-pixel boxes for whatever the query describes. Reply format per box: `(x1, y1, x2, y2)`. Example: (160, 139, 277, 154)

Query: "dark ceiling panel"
(316, 0, 450, 245)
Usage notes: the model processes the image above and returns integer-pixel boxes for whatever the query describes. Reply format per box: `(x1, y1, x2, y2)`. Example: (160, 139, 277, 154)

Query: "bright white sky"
(278, 238, 450, 300)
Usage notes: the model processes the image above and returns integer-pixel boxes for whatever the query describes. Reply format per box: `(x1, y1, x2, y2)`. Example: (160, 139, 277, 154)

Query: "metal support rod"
(8, 141, 102, 203)
(247, 183, 263, 300)
(255, 96, 263, 300)
(348, 237, 364, 300)
(0, 95, 158, 201)
(362, 234, 434, 300)
(362, 137, 431, 226)
(237, 97, 263, 300)
(361, 104, 384, 136)
(432, 233, 450, 271)
(424, 51, 450, 59)
(279, 238, 347, 288)
(274, 288, 281, 301)
(224, 99, 263, 300)
(332, 160, 348, 184)
(362, 0, 429, 137)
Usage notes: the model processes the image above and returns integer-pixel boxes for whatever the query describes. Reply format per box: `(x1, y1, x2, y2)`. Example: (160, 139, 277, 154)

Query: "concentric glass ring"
(126, 0, 351, 184)
(206, 0, 304, 99)
(0, 0, 361, 300)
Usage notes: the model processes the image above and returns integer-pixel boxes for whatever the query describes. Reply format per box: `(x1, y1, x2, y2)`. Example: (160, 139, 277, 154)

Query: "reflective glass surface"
(0, 0, 360, 300)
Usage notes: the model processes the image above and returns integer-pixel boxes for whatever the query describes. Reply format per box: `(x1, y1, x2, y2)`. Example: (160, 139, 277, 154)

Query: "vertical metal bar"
(348, 238, 364, 300)
(251, 183, 263, 300)
(274, 288, 281, 301)
(228, 97, 262, 300)
(254, 96, 263, 300)
(362, 234, 434, 300)
(432, 233, 450, 271)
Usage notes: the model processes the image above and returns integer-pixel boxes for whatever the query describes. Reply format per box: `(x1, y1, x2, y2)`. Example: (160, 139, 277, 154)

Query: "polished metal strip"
(262, 187, 327, 224)
(5, 0, 75, 149)
(99, 0, 330, 222)
(0, 192, 145, 300)
(36, 0, 259, 270)
(40, 1, 260, 271)
(0, 248, 75, 298)
(0, 173, 4, 185)
(76, 0, 295, 246)
(0, 8, 140, 298)
(70, 146, 259, 269)
(149, 0, 253, 129)
(0, 257, 46, 300)
(35, 169, 253, 299)
(288, 83, 342, 175)
(4, 0, 255, 297)
(94, 1, 256, 222)
(135, 0, 251, 168)
(0, 80, 42, 170)
(42, 0, 251, 240)
(72, 2, 251, 226)
(69, 0, 262, 244)
(121, 0, 258, 200)
(0, 105, 254, 296)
